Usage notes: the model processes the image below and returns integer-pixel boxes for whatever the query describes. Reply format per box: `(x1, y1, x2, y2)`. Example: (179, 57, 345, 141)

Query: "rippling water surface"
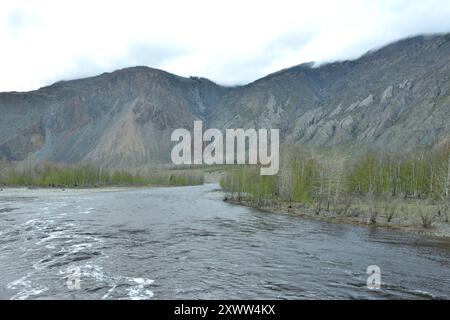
(0, 184, 449, 299)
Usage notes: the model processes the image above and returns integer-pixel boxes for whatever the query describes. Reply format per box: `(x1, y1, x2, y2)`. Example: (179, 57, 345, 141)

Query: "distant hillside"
(1, 34, 450, 166)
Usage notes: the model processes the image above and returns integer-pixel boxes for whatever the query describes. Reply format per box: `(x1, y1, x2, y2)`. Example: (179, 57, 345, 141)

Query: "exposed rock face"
(0, 67, 227, 166)
(1, 34, 450, 166)
(209, 34, 450, 154)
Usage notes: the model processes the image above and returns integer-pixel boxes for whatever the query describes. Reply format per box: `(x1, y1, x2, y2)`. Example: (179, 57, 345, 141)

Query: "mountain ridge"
(1, 34, 450, 166)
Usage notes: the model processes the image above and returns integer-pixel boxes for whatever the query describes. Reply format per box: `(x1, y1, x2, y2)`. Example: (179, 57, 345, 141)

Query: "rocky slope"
(1, 34, 450, 166)
(209, 34, 450, 154)
(0, 67, 227, 166)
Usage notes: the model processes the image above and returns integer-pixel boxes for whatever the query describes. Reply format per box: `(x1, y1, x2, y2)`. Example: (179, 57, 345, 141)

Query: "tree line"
(220, 145, 450, 227)
(0, 161, 204, 187)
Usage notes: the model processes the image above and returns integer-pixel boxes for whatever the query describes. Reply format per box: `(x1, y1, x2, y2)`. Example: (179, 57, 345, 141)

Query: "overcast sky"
(1, 0, 450, 92)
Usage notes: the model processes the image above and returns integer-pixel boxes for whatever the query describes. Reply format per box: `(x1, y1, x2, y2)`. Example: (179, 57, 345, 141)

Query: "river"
(0, 184, 449, 299)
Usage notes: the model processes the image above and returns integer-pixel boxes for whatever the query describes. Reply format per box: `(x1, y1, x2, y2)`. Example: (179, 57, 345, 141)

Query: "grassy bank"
(0, 162, 204, 188)
(220, 146, 450, 237)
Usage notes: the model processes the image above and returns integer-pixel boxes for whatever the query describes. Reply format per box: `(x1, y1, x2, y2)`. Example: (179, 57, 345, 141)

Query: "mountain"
(209, 34, 450, 153)
(0, 67, 227, 166)
(1, 34, 450, 166)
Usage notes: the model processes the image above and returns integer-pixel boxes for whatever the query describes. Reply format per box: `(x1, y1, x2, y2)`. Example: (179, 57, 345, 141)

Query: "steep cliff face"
(0, 67, 227, 166)
(209, 34, 450, 154)
(1, 34, 450, 166)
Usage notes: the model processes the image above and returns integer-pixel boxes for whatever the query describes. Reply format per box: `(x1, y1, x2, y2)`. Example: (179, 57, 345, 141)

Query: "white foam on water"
(58, 264, 155, 300)
(412, 289, 437, 299)
(36, 230, 66, 245)
(68, 243, 93, 254)
(7, 274, 48, 300)
(80, 208, 94, 215)
(60, 263, 106, 282)
(25, 219, 38, 225)
(126, 287, 154, 300)
(25, 218, 55, 233)
(133, 278, 154, 285)
(125, 278, 154, 300)
(33, 256, 53, 270)
(101, 285, 117, 300)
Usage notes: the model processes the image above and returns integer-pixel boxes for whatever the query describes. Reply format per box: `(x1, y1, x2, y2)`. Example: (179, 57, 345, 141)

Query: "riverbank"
(224, 196, 450, 239)
(0, 162, 204, 188)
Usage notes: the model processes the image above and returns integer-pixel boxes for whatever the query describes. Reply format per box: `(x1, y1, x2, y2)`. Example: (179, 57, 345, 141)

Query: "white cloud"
(1, 0, 450, 91)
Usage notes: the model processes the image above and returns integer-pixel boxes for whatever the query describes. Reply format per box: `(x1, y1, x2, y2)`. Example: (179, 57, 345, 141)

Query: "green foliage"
(345, 148, 450, 200)
(220, 166, 278, 200)
(220, 148, 323, 204)
(220, 145, 450, 205)
(0, 162, 204, 188)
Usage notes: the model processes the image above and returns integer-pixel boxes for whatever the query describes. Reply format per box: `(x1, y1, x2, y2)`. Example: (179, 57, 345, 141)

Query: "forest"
(0, 161, 204, 188)
(220, 145, 450, 229)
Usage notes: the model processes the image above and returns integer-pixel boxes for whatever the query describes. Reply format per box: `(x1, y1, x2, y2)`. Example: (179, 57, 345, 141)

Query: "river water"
(0, 184, 449, 300)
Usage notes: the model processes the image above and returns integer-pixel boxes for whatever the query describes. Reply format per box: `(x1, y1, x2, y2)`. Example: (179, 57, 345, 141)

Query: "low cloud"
(1, 0, 450, 91)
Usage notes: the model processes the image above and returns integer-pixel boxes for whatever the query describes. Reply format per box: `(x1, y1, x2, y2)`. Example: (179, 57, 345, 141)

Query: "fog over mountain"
(3, 0, 450, 92)
(1, 34, 450, 166)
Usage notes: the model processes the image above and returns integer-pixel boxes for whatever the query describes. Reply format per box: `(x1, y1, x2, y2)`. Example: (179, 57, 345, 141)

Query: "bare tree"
(383, 198, 398, 223)
(446, 153, 450, 200)
(415, 200, 436, 228)
(367, 192, 378, 224)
